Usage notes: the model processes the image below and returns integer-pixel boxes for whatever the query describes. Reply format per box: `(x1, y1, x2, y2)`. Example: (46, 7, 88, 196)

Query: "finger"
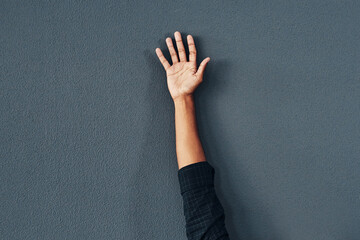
(187, 35, 196, 63)
(166, 37, 179, 64)
(196, 57, 211, 78)
(155, 48, 171, 71)
(174, 31, 187, 62)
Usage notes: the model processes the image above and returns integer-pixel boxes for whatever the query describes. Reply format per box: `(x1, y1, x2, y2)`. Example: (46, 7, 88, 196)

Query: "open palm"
(156, 31, 210, 101)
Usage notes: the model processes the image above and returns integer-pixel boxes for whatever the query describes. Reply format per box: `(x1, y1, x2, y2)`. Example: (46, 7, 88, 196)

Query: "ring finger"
(166, 37, 179, 64)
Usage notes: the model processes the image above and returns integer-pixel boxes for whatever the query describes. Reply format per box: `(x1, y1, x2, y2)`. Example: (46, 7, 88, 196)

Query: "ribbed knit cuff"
(178, 161, 215, 195)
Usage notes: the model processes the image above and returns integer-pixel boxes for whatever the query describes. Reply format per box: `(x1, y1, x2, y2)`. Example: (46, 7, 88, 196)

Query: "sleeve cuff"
(178, 161, 215, 195)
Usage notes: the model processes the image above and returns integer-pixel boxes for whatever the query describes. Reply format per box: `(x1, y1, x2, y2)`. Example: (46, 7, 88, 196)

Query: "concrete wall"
(1, 1, 359, 239)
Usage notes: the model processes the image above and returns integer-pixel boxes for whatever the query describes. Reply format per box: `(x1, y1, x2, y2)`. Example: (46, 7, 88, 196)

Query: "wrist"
(173, 94, 194, 106)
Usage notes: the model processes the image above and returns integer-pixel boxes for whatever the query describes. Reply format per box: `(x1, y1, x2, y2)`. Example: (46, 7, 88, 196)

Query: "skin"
(155, 31, 211, 170)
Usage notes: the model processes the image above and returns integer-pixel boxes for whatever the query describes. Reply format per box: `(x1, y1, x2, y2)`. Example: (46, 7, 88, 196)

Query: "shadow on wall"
(127, 31, 285, 239)
(194, 36, 285, 240)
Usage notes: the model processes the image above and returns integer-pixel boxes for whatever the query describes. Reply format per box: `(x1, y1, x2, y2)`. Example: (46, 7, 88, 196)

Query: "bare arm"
(174, 95, 205, 169)
(155, 31, 210, 169)
(155, 31, 230, 239)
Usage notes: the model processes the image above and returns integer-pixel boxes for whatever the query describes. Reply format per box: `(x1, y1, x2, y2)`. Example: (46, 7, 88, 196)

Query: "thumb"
(196, 57, 210, 79)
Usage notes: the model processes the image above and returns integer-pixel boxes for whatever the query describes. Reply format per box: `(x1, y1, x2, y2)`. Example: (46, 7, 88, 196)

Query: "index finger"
(187, 35, 197, 63)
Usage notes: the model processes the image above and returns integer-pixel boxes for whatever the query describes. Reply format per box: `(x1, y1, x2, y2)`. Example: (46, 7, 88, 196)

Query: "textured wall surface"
(1, 1, 360, 239)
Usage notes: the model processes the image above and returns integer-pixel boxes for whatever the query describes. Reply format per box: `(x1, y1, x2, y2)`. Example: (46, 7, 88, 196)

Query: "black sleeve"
(178, 161, 230, 240)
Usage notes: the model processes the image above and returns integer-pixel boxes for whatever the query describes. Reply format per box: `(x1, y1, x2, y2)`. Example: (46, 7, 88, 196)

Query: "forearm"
(174, 94, 206, 170)
(175, 97, 230, 239)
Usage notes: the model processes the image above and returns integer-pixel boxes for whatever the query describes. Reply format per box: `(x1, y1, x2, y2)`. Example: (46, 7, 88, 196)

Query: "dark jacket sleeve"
(178, 161, 230, 240)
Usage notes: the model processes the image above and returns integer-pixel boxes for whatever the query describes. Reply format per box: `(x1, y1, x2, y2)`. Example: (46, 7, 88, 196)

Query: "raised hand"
(155, 31, 210, 102)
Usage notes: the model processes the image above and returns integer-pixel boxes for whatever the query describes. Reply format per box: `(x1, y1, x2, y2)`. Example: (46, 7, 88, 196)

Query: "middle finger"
(174, 31, 187, 62)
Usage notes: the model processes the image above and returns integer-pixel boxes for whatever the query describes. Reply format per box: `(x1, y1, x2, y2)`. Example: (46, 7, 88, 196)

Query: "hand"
(155, 31, 210, 102)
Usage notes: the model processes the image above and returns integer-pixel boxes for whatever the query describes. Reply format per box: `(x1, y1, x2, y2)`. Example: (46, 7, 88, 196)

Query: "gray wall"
(1, 1, 359, 239)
